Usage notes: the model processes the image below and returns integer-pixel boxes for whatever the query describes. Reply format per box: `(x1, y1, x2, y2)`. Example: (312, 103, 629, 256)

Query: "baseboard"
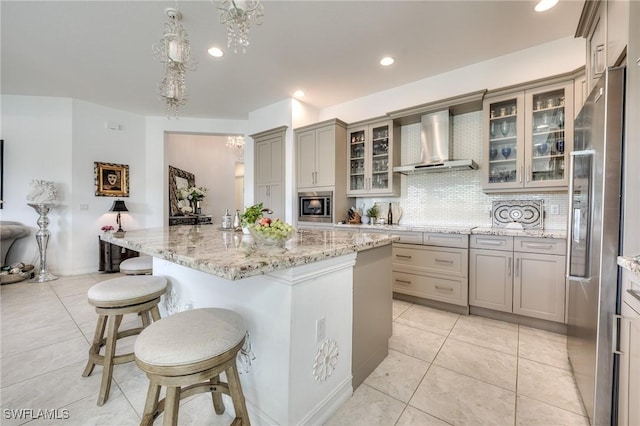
(299, 375, 353, 426)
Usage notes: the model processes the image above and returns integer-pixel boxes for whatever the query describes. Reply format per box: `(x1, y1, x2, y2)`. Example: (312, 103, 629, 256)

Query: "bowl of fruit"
(247, 218, 296, 246)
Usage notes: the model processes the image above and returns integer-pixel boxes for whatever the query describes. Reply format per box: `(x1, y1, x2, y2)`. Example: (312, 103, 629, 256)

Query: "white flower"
(312, 339, 339, 381)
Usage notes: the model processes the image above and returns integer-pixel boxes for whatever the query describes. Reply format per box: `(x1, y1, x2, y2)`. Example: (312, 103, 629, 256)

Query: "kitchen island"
(102, 226, 395, 425)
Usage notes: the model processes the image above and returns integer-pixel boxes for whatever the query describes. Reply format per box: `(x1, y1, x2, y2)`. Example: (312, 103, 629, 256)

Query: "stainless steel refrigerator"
(567, 66, 625, 426)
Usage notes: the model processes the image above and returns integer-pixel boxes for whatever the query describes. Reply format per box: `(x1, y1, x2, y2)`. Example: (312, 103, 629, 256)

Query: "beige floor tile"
(464, 313, 519, 331)
(59, 292, 99, 324)
(0, 361, 102, 420)
(363, 349, 429, 403)
(325, 383, 405, 426)
(392, 299, 412, 320)
(396, 406, 452, 426)
(49, 275, 97, 298)
(1, 317, 83, 357)
(517, 358, 586, 416)
(389, 322, 447, 363)
(164, 393, 235, 425)
(0, 281, 58, 309)
(449, 315, 518, 355)
(518, 329, 571, 370)
(516, 395, 590, 426)
(56, 391, 140, 426)
(433, 338, 517, 391)
(410, 365, 516, 426)
(395, 304, 460, 336)
(519, 325, 567, 344)
(1, 299, 70, 335)
(1, 336, 89, 387)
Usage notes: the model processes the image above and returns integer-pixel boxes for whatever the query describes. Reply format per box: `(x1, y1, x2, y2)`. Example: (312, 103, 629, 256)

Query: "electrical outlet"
(316, 317, 326, 343)
(80, 203, 89, 210)
(549, 204, 559, 215)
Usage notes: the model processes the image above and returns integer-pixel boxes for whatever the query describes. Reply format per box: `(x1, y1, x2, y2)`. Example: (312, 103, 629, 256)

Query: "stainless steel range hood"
(393, 110, 478, 174)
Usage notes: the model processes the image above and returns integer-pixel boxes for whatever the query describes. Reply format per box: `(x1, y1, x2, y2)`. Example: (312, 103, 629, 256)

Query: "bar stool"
(82, 275, 167, 406)
(134, 308, 250, 426)
(120, 255, 153, 275)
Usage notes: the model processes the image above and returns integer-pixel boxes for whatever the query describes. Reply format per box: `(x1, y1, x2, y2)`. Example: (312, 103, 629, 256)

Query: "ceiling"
(1, 1, 585, 120)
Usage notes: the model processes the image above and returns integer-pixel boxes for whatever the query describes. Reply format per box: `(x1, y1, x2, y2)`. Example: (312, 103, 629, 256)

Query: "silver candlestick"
(28, 203, 58, 282)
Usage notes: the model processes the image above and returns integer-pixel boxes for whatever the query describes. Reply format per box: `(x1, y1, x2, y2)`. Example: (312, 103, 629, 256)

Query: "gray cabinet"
(618, 270, 640, 426)
(469, 235, 566, 323)
(295, 119, 347, 190)
(252, 126, 286, 219)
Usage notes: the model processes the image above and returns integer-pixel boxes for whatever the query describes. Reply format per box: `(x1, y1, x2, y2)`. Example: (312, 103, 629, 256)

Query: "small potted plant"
(241, 203, 264, 230)
(364, 204, 379, 225)
(100, 225, 114, 234)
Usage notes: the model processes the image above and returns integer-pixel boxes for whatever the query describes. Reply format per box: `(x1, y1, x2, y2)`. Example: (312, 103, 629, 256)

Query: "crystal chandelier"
(226, 136, 245, 159)
(152, 8, 197, 118)
(214, 0, 264, 53)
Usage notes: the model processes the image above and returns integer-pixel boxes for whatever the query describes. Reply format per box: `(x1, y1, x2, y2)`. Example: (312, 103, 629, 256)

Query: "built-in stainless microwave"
(298, 191, 332, 223)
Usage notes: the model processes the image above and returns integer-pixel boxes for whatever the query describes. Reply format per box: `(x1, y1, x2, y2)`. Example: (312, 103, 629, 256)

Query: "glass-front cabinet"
(483, 79, 574, 191)
(347, 119, 399, 196)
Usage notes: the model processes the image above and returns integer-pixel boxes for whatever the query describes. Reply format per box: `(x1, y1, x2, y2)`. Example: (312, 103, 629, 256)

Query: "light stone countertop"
(331, 223, 566, 238)
(102, 226, 396, 281)
(470, 227, 567, 239)
(618, 255, 640, 277)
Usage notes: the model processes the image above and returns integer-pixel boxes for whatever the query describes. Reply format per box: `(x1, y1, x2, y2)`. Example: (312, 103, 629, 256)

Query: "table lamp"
(109, 200, 129, 237)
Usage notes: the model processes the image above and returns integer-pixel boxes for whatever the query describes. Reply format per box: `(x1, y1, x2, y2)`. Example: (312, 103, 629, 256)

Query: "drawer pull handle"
(395, 279, 412, 285)
(478, 240, 503, 246)
(395, 254, 412, 259)
(435, 285, 454, 292)
(524, 243, 553, 249)
(435, 258, 454, 264)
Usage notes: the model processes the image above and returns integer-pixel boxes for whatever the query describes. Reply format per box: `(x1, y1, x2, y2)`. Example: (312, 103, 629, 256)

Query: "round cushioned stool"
(120, 255, 153, 275)
(135, 308, 250, 426)
(82, 275, 167, 406)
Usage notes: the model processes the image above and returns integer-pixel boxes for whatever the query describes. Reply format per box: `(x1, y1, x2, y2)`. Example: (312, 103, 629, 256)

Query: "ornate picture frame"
(94, 162, 129, 197)
(169, 165, 195, 217)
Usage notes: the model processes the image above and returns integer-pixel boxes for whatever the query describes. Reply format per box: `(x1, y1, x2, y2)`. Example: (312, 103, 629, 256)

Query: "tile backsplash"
(354, 111, 568, 229)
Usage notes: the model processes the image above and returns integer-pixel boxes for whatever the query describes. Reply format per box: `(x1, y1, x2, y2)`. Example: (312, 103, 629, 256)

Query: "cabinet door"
(296, 130, 316, 188)
(524, 82, 574, 189)
(469, 249, 513, 313)
(619, 301, 640, 426)
(483, 92, 525, 190)
(347, 126, 368, 195)
(368, 123, 392, 194)
(256, 183, 284, 220)
(256, 135, 283, 184)
(513, 252, 565, 322)
(315, 125, 336, 187)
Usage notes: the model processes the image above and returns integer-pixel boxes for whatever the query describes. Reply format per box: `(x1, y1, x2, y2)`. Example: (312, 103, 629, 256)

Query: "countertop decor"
(102, 226, 396, 280)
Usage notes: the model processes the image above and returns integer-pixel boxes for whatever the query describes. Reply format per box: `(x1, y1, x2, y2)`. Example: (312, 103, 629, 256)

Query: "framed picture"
(169, 165, 195, 217)
(95, 162, 129, 197)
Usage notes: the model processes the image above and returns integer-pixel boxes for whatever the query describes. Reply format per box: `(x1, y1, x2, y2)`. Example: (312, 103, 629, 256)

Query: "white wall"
(166, 133, 239, 222)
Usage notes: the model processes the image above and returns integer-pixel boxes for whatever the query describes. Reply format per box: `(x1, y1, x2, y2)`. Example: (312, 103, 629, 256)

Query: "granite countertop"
(332, 223, 565, 238)
(618, 255, 640, 276)
(470, 227, 567, 239)
(102, 226, 396, 281)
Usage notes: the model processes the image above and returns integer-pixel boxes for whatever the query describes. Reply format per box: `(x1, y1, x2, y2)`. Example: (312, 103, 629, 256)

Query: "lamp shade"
(109, 200, 129, 212)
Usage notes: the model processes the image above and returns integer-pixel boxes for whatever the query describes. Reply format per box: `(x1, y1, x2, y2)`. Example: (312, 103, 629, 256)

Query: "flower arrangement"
(100, 225, 114, 233)
(178, 186, 207, 202)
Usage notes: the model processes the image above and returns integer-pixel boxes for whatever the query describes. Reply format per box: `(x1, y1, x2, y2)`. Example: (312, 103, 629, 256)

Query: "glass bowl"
(248, 223, 296, 246)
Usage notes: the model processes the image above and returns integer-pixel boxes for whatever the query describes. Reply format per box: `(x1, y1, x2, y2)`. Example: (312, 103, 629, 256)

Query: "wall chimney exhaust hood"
(393, 110, 478, 175)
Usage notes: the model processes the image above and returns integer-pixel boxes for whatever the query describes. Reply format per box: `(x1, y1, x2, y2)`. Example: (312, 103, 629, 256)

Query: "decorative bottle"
(387, 203, 393, 225)
(233, 210, 242, 231)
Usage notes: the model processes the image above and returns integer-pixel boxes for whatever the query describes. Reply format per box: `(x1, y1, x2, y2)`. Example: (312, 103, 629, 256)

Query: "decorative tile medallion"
(491, 200, 544, 229)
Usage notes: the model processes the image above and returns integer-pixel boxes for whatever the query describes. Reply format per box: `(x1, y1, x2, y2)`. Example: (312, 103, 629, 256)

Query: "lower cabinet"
(469, 235, 566, 323)
(98, 238, 139, 273)
(618, 270, 640, 426)
(392, 240, 469, 307)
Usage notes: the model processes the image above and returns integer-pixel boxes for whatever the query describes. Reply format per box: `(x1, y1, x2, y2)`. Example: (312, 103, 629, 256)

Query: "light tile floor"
(0, 274, 589, 425)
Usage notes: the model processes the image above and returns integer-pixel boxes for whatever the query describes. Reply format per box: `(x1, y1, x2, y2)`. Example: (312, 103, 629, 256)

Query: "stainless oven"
(298, 191, 332, 223)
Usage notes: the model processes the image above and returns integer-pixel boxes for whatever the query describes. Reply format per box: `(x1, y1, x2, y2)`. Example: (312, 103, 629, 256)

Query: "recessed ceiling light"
(293, 90, 305, 98)
(535, 0, 559, 12)
(380, 56, 395, 66)
(208, 47, 224, 58)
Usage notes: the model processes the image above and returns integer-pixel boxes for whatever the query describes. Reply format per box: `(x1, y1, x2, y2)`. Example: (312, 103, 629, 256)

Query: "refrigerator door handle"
(612, 313, 623, 355)
(566, 150, 595, 280)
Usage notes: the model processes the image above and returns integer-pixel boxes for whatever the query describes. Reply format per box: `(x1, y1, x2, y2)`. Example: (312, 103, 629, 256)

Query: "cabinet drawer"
(423, 232, 469, 248)
(470, 235, 513, 251)
(390, 231, 423, 245)
(392, 244, 467, 277)
(393, 271, 467, 306)
(514, 237, 566, 255)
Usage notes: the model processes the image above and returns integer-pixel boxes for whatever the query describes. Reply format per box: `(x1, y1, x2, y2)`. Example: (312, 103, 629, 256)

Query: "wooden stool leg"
(226, 365, 250, 425)
(163, 387, 181, 426)
(82, 314, 107, 377)
(209, 375, 225, 415)
(141, 380, 161, 426)
(140, 310, 151, 328)
(97, 314, 120, 406)
(150, 305, 161, 322)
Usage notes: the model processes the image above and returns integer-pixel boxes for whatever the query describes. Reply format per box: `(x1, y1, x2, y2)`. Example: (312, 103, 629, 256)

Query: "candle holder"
(28, 203, 58, 282)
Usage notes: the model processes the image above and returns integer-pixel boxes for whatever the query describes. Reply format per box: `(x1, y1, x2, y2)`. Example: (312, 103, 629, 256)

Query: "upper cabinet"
(347, 118, 400, 196)
(295, 119, 347, 190)
(483, 76, 575, 192)
(252, 126, 287, 219)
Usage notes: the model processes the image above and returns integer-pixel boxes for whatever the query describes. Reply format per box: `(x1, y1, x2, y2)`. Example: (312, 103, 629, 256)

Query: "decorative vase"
(361, 216, 370, 225)
(27, 203, 58, 283)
